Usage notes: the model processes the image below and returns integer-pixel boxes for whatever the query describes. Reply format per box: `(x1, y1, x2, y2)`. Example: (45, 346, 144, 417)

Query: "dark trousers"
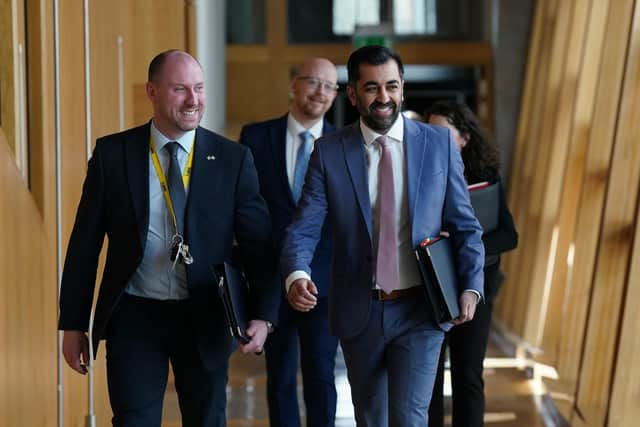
(264, 296, 339, 427)
(428, 299, 493, 427)
(105, 293, 228, 427)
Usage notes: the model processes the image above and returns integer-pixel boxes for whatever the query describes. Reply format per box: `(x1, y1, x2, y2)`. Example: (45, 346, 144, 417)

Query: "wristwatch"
(265, 321, 275, 334)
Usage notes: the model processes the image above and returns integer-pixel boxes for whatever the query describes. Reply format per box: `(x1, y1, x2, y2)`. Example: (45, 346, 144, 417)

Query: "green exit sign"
(353, 35, 392, 49)
(352, 23, 393, 49)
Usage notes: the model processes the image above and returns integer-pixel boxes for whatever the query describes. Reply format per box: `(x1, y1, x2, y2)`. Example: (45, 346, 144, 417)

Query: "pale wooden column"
(572, 0, 640, 423)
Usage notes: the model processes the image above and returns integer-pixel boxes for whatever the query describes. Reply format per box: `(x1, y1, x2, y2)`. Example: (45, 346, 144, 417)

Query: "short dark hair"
(347, 45, 404, 84)
(147, 49, 189, 83)
(424, 100, 500, 183)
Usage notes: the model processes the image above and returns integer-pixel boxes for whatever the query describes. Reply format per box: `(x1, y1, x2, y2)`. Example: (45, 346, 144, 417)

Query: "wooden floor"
(161, 337, 547, 426)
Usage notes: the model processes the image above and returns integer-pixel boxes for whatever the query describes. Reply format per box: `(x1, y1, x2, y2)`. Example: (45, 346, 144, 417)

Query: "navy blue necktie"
(291, 131, 313, 203)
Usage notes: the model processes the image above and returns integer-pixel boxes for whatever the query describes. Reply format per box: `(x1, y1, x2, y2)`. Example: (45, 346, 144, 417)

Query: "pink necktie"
(376, 135, 400, 294)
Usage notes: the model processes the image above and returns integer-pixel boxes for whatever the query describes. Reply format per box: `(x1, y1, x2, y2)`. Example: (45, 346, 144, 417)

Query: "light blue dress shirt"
(124, 122, 195, 300)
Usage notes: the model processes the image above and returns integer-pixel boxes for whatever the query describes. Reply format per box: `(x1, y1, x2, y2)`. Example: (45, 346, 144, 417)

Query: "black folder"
(469, 182, 499, 233)
(210, 262, 251, 344)
(415, 237, 460, 323)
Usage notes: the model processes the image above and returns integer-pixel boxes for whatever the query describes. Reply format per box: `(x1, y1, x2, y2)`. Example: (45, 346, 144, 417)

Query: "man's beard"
(360, 99, 400, 133)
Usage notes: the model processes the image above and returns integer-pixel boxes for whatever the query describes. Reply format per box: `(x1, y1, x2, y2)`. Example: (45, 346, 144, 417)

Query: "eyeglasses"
(297, 76, 339, 93)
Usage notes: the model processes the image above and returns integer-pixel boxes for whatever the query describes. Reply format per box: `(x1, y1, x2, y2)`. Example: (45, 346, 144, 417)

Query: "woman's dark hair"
(424, 100, 500, 183)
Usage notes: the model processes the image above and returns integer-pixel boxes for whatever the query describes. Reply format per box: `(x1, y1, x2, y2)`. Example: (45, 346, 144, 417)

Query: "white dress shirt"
(360, 115, 423, 291)
(285, 114, 480, 301)
(285, 114, 422, 292)
(286, 114, 324, 188)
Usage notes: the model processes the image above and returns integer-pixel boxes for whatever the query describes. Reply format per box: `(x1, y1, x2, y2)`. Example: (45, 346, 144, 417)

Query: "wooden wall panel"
(131, 0, 186, 85)
(539, 0, 613, 417)
(513, 0, 576, 343)
(534, 0, 594, 365)
(58, 2, 94, 426)
(573, 1, 640, 423)
(608, 197, 640, 426)
(27, 0, 56, 223)
(554, 0, 635, 415)
(0, 133, 56, 427)
(90, 0, 133, 137)
(0, 0, 19, 158)
(498, 0, 559, 333)
(226, 60, 289, 127)
(495, 0, 548, 332)
(497, 0, 640, 424)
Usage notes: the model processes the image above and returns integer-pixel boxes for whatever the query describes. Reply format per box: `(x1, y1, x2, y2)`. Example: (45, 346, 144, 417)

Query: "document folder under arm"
(469, 182, 499, 233)
(415, 237, 460, 323)
(210, 262, 251, 344)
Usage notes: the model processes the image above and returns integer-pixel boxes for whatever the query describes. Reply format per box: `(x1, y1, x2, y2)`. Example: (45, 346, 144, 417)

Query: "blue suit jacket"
(281, 118, 485, 339)
(58, 123, 280, 368)
(239, 115, 336, 298)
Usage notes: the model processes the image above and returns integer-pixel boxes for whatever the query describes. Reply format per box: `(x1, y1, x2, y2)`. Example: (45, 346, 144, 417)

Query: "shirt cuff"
(464, 289, 482, 303)
(285, 270, 311, 293)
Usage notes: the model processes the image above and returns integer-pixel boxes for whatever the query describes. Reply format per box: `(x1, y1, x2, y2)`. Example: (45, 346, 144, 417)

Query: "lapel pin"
(206, 155, 216, 160)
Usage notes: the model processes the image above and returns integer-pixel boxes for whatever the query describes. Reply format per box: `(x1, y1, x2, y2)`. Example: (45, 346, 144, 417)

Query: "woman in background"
(425, 100, 518, 427)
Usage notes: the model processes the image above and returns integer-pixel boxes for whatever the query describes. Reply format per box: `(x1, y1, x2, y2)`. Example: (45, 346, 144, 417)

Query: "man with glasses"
(239, 57, 339, 427)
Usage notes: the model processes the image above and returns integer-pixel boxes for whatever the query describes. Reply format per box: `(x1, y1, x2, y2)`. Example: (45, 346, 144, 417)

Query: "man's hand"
(287, 278, 318, 312)
(62, 330, 90, 374)
(451, 291, 479, 325)
(239, 320, 270, 354)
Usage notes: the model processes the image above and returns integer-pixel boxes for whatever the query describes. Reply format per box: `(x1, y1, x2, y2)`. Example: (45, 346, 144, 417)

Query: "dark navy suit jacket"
(58, 123, 279, 369)
(239, 115, 335, 298)
(281, 118, 485, 339)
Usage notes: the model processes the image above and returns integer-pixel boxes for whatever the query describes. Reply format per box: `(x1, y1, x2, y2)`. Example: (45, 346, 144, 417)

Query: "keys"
(169, 234, 194, 268)
(180, 243, 194, 265)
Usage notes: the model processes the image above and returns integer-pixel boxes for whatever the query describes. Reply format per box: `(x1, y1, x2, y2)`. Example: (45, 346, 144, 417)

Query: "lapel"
(185, 127, 222, 230)
(342, 123, 373, 238)
(124, 123, 151, 248)
(322, 119, 336, 135)
(404, 118, 427, 233)
(269, 115, 294, 204)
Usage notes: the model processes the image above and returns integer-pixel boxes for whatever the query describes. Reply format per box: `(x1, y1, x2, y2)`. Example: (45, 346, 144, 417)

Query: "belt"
(372, 286, 422, 301)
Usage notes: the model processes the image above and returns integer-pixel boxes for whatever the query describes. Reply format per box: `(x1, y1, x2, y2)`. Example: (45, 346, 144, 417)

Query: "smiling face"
(290, 58, 338, 126)
(146, 52, 205, 140)
(347, 60, 404, 134)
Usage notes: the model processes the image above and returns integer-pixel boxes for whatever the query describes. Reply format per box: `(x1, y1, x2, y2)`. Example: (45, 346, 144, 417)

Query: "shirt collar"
(150, 120, 195, 154)
(359, 114, 404, 146)
(287, 113, 324, 141)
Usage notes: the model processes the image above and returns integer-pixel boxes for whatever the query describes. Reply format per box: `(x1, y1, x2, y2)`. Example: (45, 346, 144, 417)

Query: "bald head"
(146, 50, 205, 140)
(148, 50, 203, 84)
(290, 57, 338, 127)
(296, 58, 337, 82)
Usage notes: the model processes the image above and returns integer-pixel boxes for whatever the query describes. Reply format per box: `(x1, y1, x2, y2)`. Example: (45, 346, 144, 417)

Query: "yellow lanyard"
(149, 136, 195, 232)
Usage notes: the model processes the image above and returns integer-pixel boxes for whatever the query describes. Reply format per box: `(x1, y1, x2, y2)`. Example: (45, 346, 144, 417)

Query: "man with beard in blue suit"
(281, 46, 485, 426)
(239, 57, 339, 427)
(59, 50, 279, 426)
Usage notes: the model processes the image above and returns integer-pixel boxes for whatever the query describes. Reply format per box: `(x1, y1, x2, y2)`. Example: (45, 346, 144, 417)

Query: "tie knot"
(376, 135, 390, 148)
(299, 131, 313, 145)
(166, 141, 180, 157)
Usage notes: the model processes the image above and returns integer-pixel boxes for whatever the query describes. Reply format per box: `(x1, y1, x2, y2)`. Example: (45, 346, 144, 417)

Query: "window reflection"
(227, 0, 266, 44)
(326, 0, 484, 41)
(394, 0, 437, 35)
(333, 0, 381, 35)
